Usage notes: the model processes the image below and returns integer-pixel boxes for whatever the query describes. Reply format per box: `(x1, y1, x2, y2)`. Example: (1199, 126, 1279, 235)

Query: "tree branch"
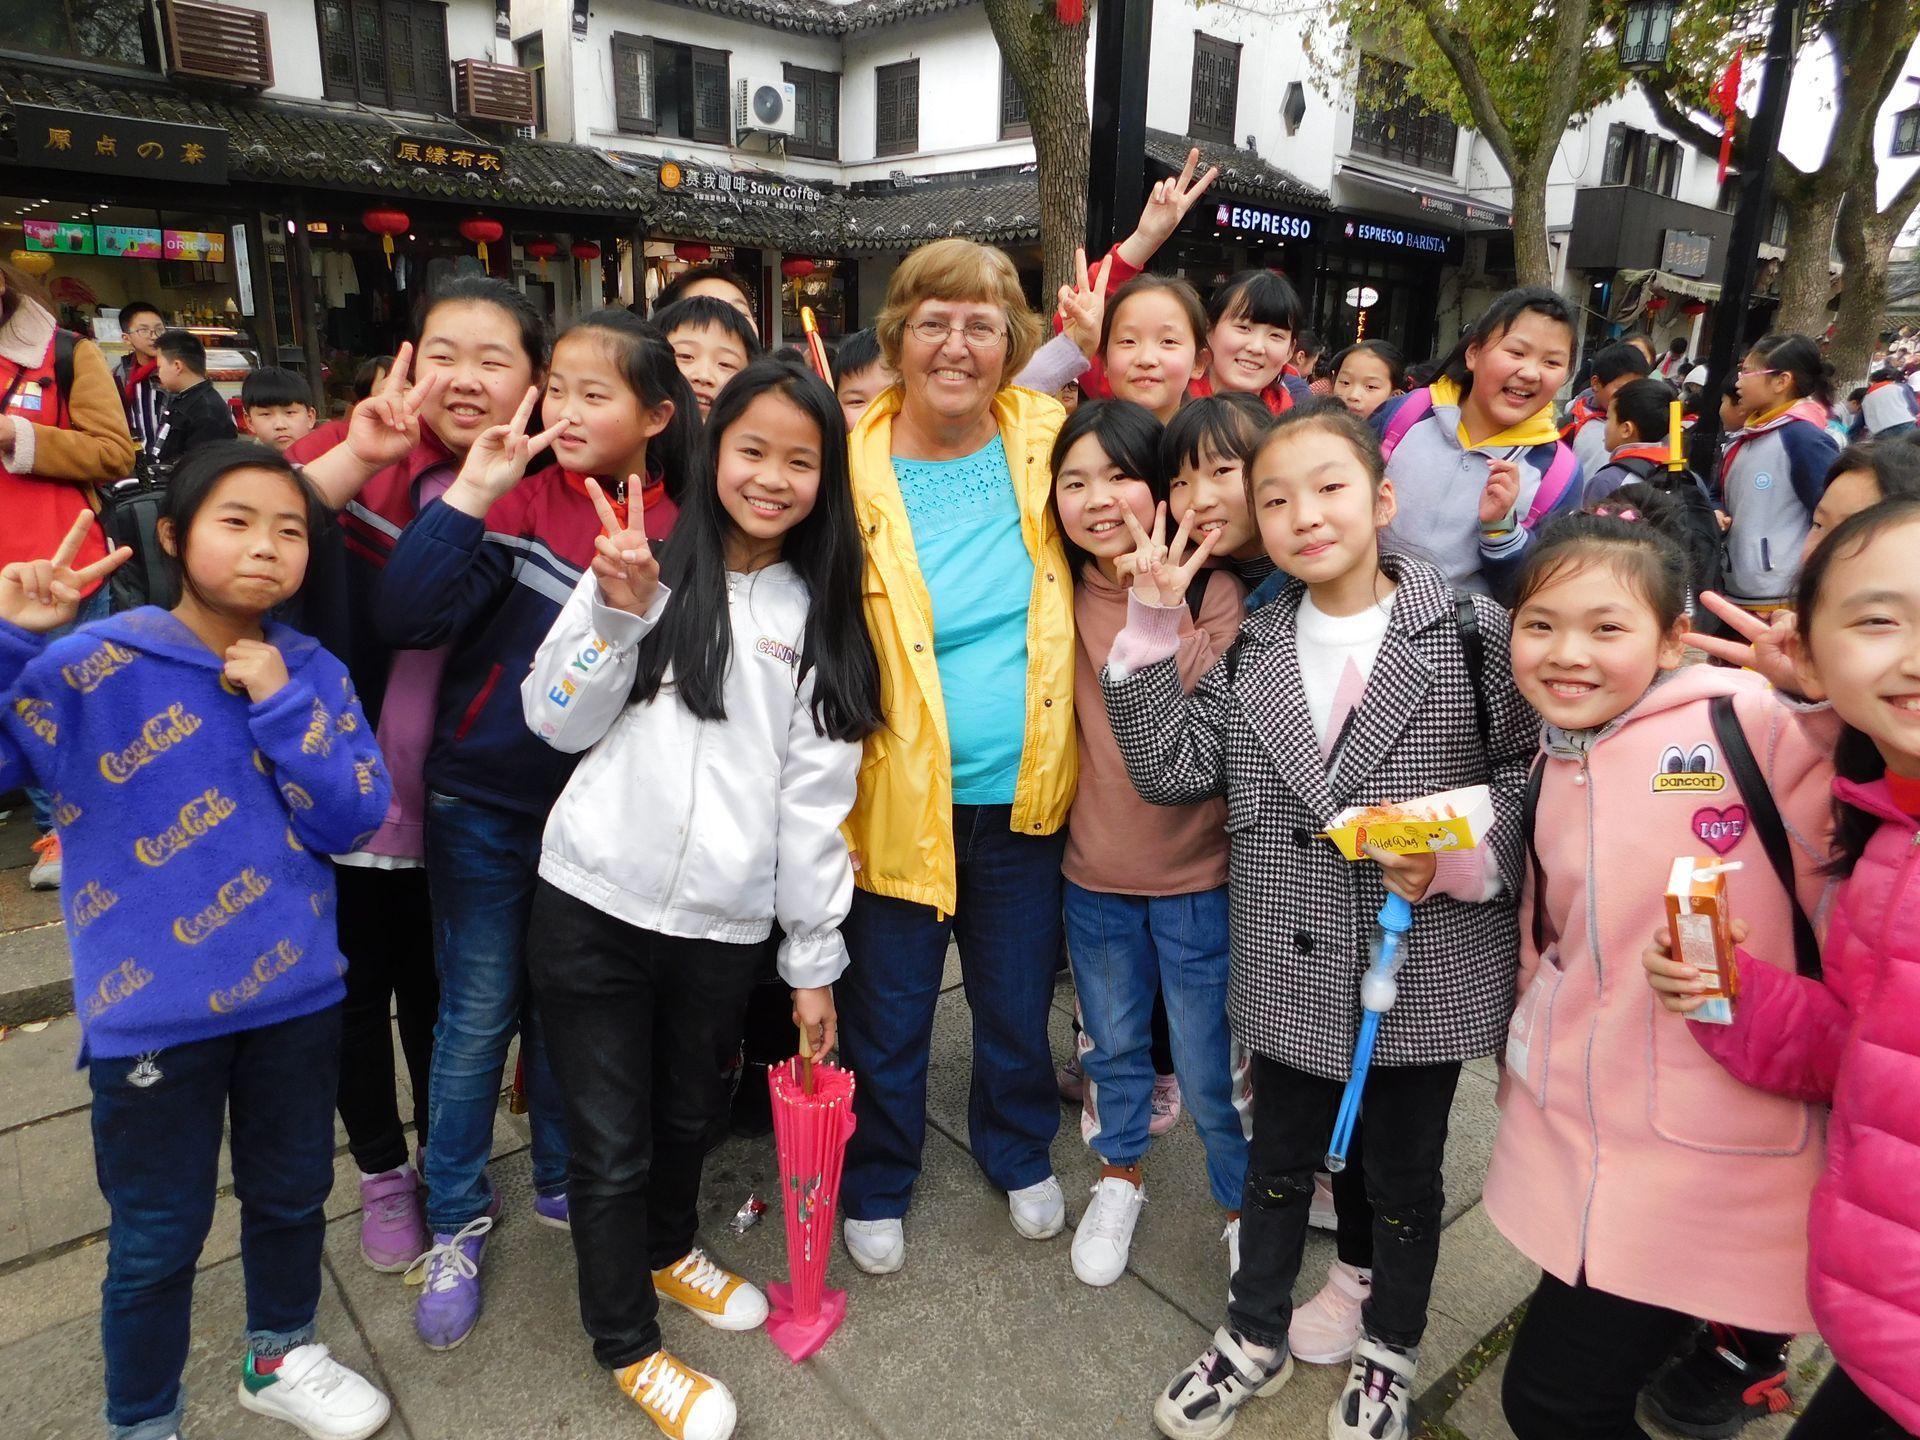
(1403, 0, 1519, 175)
(1880, 162, 1920, 234)
(1637, 81, 1737, 164)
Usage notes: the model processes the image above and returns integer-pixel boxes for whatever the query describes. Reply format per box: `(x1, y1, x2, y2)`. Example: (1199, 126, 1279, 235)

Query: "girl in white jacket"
(521, 357, 881, 1440)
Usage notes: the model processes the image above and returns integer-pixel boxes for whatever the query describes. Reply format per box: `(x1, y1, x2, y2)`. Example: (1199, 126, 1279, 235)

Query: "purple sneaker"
(409, 1216, 493, 1350)
(533, 1191, 570, 1230)
(359, 1166, 429, 1273)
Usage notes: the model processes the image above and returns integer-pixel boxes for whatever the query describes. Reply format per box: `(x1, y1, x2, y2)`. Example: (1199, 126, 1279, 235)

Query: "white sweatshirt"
(522, 563, 861, 990)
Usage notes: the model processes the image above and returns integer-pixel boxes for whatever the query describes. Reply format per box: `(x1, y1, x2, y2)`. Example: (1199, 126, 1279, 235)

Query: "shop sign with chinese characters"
(17, 104, 227, 184)
(391, 136, 505, 174)
(657, 160, 821, 214)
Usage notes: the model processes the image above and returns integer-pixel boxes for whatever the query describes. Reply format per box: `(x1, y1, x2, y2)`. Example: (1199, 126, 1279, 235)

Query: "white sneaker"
(236, 1343, 391, 1440)
(1155, 1326, 1294, 1439)
(1071, 1175, 1145, 1286)
(1008, 1174, 1066, 1239)
(1327, 1335, 1416, 1440)
(842, 1217, 904, 1275)
(1309, 1171, 1338, 1231)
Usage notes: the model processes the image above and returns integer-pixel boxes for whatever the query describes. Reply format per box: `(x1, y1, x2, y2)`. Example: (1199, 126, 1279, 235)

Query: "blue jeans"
(1063, 882, 1247, 1208)
(90, 1004, 342, 1440)
(28, 586, 110, 832)
(837, 804, 1065, 1219)
(422, 791, 570, 1231)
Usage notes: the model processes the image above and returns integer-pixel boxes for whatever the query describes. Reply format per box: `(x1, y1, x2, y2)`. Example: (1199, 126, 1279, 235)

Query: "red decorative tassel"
(1057, 0, 1083, 24)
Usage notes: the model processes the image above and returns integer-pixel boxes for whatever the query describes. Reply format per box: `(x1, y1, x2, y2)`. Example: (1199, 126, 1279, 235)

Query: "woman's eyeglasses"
(909, 319, 1005, 349)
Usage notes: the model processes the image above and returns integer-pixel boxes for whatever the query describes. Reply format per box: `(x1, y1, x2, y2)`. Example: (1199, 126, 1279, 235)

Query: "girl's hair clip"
(1595, 505, 1641, 522)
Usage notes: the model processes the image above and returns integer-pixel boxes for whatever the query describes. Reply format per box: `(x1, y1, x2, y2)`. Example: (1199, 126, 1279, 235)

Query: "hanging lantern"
(523, 238, 560, 277)
(1645, 295, 1670, 312)
(459, 217, 505, 267)
(572, 241, 603, 301)
(8, 249, 54, 278)
(675, 241, 712, 264)
(781, 257, 817, 309)
(1616, 0, 1677, 72)
(1681, 299, 1709, 317)
(361, 207, 410, 269)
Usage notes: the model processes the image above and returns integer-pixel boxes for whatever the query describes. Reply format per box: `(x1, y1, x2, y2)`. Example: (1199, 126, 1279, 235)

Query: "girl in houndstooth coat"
(1102, 407, 1535, 1440)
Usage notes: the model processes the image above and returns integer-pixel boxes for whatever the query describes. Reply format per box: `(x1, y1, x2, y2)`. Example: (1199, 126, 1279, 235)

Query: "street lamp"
(1617, 0, 1679, 71)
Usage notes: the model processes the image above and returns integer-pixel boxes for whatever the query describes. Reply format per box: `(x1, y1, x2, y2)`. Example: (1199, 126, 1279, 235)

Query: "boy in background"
(241, 367, 318, 454)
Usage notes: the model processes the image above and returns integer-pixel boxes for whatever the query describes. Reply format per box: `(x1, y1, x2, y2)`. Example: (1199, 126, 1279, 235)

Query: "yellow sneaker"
(615, 1352, 736, 1440)
(651, 1248, 769, 1331)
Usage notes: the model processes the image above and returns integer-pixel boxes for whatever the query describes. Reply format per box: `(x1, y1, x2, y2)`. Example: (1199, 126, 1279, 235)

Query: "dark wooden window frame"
(515, 31, 547, 136)
(783, 62, 841, 160)
(317, 0, 452, 115)
(1601, 122, 1682, 198)
(999, 63, 1029, 140)
(1189, 32, 1239, 146)
(875, 58, 919, 158)
(1350, 54, 1458, 177)
(612, 33, 729, 143)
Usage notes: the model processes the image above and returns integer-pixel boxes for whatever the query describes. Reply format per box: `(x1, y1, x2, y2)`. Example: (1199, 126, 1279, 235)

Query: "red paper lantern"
(571, 241, 602, 261)
(362, 207, 410, 268)
(780, 257, 816, 279)
(675, 242, 712, 263)
(1645, 295, 1669, 312)
(523, 238, 559, 278)
(1681, 299, 1709, 316)
(459, 217, 505, 266)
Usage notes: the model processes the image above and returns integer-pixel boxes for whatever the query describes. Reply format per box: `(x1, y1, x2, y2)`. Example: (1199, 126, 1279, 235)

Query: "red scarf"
(1610, 444, 1674, 468)
(120, 359, 157, 402)
(1560, 393, 1603, 441)
(1187, 371, 1294, 416)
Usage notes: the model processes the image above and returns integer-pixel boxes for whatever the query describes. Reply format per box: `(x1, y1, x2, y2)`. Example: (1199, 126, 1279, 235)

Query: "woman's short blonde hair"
(874, 238, 1045, 385)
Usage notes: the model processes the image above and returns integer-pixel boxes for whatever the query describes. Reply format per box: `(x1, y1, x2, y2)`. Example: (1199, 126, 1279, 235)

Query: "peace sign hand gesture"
(445, 386, 567, 519)
(343, 342, 447, 473)
(1117, 503, 1222, 610)
(1685, 592, 1801, 693)
(1058, 247, 1114, 361)
(586, 478, 660, 617)
(1120, 147, 1221, 266)
(0, 511, 132, 634)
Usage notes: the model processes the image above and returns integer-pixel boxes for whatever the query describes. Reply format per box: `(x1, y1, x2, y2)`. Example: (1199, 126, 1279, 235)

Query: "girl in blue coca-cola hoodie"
(0, 442, 393, 1440)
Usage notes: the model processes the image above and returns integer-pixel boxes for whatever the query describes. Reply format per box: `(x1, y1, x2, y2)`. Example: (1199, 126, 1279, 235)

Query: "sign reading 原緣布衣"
(391, 135, 505, 174)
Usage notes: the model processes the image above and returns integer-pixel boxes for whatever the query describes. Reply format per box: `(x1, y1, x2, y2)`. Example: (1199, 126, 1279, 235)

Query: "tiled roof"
(843, 170, 1041, 250)
(655, 0, 979, 35)
(1145, 128, 1327, 211)
(0, 65, 654, 215)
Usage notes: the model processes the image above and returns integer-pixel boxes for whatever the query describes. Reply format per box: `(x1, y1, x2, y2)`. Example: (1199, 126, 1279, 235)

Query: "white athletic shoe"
(1008, 1174, 1066, 1239)
(1070, 1176, 1144, 1286)
(236, 1343, 391, 1440)
(842, 1217, 905, 1275)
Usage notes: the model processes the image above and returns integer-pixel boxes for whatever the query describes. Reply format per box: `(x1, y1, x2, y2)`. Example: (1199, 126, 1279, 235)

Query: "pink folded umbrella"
(765, 1030, 857, 1362)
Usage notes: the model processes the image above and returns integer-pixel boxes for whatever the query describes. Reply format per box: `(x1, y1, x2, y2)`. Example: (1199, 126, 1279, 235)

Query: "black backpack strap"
(1522, 752, 1549, 952)
(53, 329, 76, 407)
(1708, 695, 1822, 980)
(1455, 593, 1490, 755)
(1185, 565, 1214, 624)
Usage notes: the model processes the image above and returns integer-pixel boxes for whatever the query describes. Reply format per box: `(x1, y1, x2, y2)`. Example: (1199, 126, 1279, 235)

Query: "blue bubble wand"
(1326, 891, 1413, 1172)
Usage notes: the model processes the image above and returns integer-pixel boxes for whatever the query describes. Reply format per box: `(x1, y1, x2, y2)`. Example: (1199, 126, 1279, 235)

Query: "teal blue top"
(893, 436, 1032, 805)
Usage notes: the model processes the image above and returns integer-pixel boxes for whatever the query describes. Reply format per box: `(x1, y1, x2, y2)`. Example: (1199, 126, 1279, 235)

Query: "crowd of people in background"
(1, 150, 1919, 1440)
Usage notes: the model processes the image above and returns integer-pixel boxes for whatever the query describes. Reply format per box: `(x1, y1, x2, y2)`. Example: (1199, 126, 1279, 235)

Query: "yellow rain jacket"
(845, 384, 1077, 916)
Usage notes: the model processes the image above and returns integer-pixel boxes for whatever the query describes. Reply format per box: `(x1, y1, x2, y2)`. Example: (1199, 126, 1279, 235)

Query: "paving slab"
(0, 1015, 88, 1130)
(0, 924, 73, 1028)
(0, 1133, 24, 1266)
(0, 813, 36, 873)
(0, 882, 61, 936)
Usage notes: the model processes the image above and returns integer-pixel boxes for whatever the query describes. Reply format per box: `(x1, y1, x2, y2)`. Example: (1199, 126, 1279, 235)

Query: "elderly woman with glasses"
(835, 239, 1082, 1275)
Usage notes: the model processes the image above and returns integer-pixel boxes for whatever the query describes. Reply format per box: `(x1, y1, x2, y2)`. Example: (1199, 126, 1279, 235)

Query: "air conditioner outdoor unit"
(734, 77, 797, 141)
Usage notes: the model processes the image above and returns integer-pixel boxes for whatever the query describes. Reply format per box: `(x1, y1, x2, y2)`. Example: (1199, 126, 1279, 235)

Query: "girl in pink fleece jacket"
(1485, 497, 1835, 1440)
(1647, 496, 1920, 1438)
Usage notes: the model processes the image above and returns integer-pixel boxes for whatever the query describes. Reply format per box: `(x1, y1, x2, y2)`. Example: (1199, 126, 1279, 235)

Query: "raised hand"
(1057, 247, 1114, 361)
(586, 477, 661, 617)
(0, 511, 132, 633)
(1480, 458, 1521, 529)
(1118, 503, 1222, 610)
(1120, 148, 1221, 265)
(444, 387, 567, 519)
(343, 342, 446, 473)
(1684, 592, 1801, 691)
(1643, 918, 1749, 1016)
(223, 638, 290, 703)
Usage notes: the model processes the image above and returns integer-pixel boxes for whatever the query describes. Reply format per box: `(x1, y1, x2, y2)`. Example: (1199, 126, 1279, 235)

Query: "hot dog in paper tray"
(1320, 785, 1493, 862)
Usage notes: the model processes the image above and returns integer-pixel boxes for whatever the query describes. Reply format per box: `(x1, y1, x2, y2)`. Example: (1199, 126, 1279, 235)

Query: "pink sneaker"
(1288, 1260, 1371, 1365)
(1147, 1074, 1182, 1136)
(359, 1165, 429, 1273)
(1309, 1171, 1338, 1231)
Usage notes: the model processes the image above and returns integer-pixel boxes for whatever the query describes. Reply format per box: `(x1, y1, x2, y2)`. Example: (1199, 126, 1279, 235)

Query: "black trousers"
(333, 863, 438, 1175)
(1230, 1054, 1459, 1351)
(1786, 1365, 1911, 1439)
(527, 880, 762, 1370)
(1331, 1114, 1375, 1269)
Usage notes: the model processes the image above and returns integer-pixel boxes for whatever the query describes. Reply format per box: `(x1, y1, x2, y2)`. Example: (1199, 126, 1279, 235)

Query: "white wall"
(255, 0, 501, 107)
(839, 9, 1032, 180)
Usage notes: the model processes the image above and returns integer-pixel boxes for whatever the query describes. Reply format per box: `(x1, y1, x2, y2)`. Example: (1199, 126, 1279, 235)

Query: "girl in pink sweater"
(1487, 494, 1835, 1440)
(1646, 496, 1920, 1438)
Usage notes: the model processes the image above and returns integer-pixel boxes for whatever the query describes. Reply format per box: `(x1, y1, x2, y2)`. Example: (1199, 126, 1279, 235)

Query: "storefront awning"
(1618, 266, 1722, 303)
(1335, 163, 1512, 231)
(1145, 129, 1327, 212)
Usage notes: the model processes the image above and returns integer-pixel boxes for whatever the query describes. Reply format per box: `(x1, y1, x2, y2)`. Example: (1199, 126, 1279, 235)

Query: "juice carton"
(1664, 857, 1742, 1024)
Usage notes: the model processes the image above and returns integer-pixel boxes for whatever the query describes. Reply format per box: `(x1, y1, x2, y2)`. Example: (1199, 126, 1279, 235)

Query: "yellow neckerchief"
(1748, 398, 1796, 428)
(1430, 375, 1562, 451)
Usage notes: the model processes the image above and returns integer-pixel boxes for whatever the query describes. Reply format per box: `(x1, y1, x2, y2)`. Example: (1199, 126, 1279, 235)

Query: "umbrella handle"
(797, 1021, 815, 1096)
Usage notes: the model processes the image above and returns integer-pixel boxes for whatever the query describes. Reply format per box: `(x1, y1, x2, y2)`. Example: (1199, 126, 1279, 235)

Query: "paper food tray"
(1323, 785, 1493, 862)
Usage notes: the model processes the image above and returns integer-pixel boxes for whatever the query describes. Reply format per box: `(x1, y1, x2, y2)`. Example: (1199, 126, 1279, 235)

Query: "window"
(318, 0, 451, 114)
(1000, 64, 1029, 140)
(875, 59, 919, 157)
(1189, 33, 1239, 145)
(784, 63, 840, 160)
(516, 32, 547, 137)
(1350, 55, 1457, 175)
(0, 0, 153, 67)
(1600, 123, 1682, 197)
(611, 34, 729, 143)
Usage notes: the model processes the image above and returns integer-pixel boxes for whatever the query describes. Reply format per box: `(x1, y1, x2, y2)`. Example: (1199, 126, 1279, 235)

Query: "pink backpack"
(1380, 387, 1582, 528)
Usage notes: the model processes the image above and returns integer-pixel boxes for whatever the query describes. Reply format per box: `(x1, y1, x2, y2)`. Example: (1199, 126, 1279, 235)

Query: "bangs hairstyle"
(353, 355, 395, 402)
(241, 366, 313, 411)
(1795, 495, 1920, 875)
(1748, 332, 1836, 408)
(1610, 377, 1678, 443)
(1207, 269, 1303, 335)
(1049, 400, 1165, 576)
(1331, 339, 1407, 390)
(1161, 391, 1271, 481)
(654, 263, 756, 315)
(557, 310, 702, 502)
(875, 238, 1044, 379)
(1101, 274, 1209, 356)
(630, 356, 880, 743)
(1438, 285, 1577, 395)
(1512, 496, 1691, 634)
(653, 294, 764, 361)
(833, 327, 884, 384)
(160, 439, 325, 609)
(1587, 341, 1653, 385)
(1826, 435, 1920, 499)
(1248, 403, 1385, 502)
(415, 275, 550, 372)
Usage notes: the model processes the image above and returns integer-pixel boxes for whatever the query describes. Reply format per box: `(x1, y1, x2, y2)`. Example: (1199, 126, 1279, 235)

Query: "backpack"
(1379, 387, 1583, 529)
(1612, 454, 1727, 603)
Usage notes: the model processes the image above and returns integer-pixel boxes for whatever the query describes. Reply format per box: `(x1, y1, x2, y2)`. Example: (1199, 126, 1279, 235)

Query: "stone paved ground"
(0, 803, 1826, 1439)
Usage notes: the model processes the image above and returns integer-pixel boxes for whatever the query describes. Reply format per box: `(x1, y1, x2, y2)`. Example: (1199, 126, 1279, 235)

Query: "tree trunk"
(1768, 172, 1840, 341)
(983, 2, 1090, 303)
(1827, 193, 1896, 388)
(1509, 158, 1554, 290)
